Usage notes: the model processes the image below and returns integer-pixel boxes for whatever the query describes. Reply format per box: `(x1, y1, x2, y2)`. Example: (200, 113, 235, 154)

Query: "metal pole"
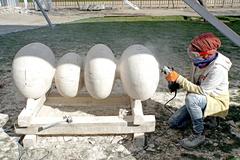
(183, 0, 240, 47)
(171, 0, 174, 8)
(76, 0, 80, 9)
(24, 0, 28, 9)
(34, 0, 54, 29)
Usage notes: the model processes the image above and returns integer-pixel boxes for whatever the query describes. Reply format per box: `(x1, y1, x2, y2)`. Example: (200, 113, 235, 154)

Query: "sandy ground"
(1, 7, 240, 35)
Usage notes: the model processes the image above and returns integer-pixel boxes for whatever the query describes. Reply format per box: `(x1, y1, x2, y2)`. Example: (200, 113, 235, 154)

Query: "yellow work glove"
(166, 71, 179, 82)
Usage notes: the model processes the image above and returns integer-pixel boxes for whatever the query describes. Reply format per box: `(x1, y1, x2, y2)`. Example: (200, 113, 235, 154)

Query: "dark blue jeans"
(168, 93, 207, 134)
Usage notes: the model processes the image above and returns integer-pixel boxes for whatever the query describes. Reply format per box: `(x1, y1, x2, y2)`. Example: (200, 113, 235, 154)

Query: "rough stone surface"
(20, 135, 136, 160)
(0, 114, 9, 128)
(0, 129, 20, 160)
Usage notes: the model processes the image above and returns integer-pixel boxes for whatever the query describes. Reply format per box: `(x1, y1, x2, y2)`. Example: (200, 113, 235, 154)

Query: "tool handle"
(38, 120, 65, 132)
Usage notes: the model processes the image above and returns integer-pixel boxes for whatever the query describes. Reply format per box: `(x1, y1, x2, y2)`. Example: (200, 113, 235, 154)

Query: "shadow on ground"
(0, 25, 43, 35)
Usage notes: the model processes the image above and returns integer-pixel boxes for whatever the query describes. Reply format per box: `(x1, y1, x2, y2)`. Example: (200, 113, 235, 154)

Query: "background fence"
(18, 0, 240, 10)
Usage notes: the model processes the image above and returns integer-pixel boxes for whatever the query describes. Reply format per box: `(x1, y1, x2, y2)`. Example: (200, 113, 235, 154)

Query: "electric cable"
(163, 90, 178, 114)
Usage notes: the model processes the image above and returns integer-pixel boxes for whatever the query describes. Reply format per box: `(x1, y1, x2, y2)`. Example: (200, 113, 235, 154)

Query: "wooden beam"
(131, 99, 144, 125)
(18, 95, 46, 127)
(45, 94, 130, 107)
(15, 115, 155, 135)
(31, 116, 128, 126)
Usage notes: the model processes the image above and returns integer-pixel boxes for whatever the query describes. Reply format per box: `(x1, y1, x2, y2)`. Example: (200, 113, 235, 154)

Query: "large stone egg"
(12, 42, 55, 99)
(55, 53, 83, 97)
(84, 44, 116, 99)
(119, 44, 159, 100)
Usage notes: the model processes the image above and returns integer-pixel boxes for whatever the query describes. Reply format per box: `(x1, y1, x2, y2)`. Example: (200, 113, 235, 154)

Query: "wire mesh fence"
(18, 0, 240, 10)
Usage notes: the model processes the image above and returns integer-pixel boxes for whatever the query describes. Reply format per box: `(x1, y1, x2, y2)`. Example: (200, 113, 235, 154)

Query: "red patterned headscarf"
(189, 32, 221, 55)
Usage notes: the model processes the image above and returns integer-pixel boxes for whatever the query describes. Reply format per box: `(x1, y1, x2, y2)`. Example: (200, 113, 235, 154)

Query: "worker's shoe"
(180, 134, 205, 150)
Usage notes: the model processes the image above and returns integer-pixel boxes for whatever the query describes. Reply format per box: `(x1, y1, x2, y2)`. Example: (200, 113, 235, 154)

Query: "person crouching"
(165, 32, 232, 149)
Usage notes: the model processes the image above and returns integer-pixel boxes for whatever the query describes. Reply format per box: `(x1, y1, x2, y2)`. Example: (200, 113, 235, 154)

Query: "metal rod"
(38, 115, 72, 132)
(184, 0, 240, 47)
(172, 0, 174, 8)
(76, 0, 80, 9)
(123, 0, 140, 10)
(34, 0, 54, 29)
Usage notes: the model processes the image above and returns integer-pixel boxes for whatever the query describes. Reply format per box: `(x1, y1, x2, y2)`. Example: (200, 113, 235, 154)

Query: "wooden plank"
(15, 115, 155, 135)
(31, 116, 128, 126)
(45, 94, 130, 107)
(131, 99, 144, 125)
(18, 95, 46, 127)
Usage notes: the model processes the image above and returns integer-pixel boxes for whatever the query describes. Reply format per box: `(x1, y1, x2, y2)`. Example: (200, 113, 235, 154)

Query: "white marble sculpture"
(12, 43, 161, 101)
(119, 44, 159, 100)
(55, 53, 83, 97)
(12, 43, 55, 99)
(84, 44, 117, 99)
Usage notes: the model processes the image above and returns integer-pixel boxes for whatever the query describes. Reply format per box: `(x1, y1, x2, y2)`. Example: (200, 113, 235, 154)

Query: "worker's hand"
(166, 71, 179, 82)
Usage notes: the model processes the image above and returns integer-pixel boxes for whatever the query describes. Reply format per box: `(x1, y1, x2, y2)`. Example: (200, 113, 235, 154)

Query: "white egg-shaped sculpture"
(55, 53, 83, 97)
(119, 44, 159, 100)
(12, 42, 55, 99)
(84, 44, 116, 99)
